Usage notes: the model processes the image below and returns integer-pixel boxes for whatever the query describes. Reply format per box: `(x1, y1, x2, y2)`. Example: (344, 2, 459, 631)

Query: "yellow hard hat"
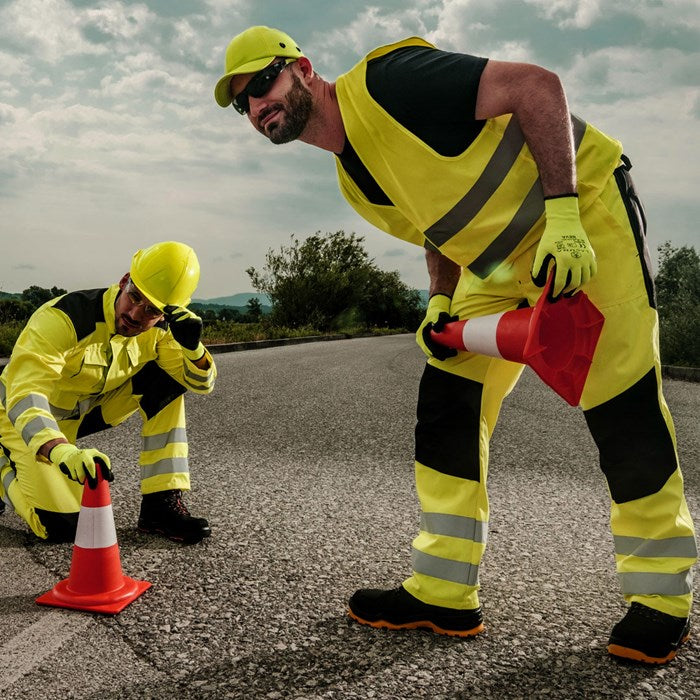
(129, 241, 200, 310)
(214, 26, 303, 108)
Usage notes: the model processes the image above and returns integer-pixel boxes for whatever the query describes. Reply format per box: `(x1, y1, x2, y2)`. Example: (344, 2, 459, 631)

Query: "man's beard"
(266, 72, 313, 145)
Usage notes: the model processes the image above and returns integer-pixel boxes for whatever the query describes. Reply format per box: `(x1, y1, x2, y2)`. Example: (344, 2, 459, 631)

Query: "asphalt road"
(1, 335, 698, 699)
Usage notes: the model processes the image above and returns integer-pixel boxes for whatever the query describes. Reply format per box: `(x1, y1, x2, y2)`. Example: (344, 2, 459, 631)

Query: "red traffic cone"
(36, 467, 151, 614)
(430, 272, 604, 406)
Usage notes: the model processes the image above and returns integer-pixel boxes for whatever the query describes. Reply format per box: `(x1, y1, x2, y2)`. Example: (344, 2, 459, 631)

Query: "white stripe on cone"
(74, 504, 117, 549)
(461, 312, 506, 358)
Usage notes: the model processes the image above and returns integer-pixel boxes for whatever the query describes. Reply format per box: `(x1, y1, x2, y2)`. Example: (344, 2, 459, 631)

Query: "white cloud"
(0, 0, 98, 62)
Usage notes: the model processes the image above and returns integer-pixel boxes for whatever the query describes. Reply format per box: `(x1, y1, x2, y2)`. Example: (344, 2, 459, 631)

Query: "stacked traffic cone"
(36, 469, 151, 614)
(430, 273, 604, 406)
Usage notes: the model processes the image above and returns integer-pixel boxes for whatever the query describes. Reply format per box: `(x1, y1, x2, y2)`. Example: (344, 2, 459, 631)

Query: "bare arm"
(475, 60, 576, 197)
(426, 249, 461, 298)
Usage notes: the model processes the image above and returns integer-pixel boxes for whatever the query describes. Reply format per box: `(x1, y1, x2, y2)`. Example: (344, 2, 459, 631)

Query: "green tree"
(247, 231, 376, 330)
(21, 285, 67, 309)
(245, 297, 263, 321)
(248, 231, 423, 331)
(655, 242, 700, 367)
(0, 298, 34, 324)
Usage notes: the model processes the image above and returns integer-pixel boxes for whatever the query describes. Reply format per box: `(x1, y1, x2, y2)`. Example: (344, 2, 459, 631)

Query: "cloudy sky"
(1, 0, 698, 299)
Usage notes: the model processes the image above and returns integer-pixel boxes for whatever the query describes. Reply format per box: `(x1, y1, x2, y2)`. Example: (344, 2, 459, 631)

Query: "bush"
(0, 321, 25, 357)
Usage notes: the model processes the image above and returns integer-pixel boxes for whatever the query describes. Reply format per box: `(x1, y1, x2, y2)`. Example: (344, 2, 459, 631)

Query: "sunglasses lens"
(232, 62, 287, 115)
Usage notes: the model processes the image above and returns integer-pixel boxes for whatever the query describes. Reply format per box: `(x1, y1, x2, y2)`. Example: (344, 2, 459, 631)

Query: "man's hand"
(532, 195, 597, 298)
(416, 294, 459, 360)
(49, 444, 113, 489)
(164, 305, 204, 358)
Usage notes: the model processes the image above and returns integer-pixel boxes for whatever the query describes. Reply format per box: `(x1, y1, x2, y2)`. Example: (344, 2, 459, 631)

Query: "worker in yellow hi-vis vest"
(213, 26, 696, 664)
(0, 241, 216, 545)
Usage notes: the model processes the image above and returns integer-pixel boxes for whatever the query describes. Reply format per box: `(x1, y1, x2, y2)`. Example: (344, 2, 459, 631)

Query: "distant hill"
(193, 292, 270, 307)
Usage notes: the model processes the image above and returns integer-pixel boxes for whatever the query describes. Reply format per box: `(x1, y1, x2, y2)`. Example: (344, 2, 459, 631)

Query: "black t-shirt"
(337, 45, 488, 205)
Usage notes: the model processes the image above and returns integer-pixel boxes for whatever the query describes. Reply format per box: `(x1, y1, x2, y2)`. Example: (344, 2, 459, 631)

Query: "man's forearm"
(426, 249, 461, 298)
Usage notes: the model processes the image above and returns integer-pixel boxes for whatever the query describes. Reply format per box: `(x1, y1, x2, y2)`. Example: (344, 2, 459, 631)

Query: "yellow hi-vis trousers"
(0, 360, 190, 540)
(403, 159, 697, 620)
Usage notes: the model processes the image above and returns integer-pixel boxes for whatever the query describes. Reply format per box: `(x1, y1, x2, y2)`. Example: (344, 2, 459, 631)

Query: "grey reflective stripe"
(183, 365, 212, 389)
(421, 512, 487, 544)
(619, 570, 693, 596)
(425, 118, 525, 248)
(49, 403, 79, 420)
(8, 393, 51, 424)
(425, 114, 589, 279)
(142, 428, 188, 452)
(412, 548, 479, 587)
(2, 463, 15, 508)
(0, 380, 6, 406)
(21, 415, 60, 444)
(469, 179, 544, 278)
(614, 535, 698, 559)
(141, 457, 189, 480)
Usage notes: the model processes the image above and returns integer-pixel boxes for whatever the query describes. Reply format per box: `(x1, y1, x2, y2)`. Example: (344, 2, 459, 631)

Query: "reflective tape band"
(468, 179, 544, 279)
(183, 365, 212, 386)
(0, 381, 6, 406)
(74, 504, 117, 549)
(8, 393, 52, 424)
(21, 415, 61, 445)
(142, 428, 188, 452)
(425, 117, 526, 247)
(412, 548, 479, 587)
(619, 570, 693, 596)
(614, 535, 698, 559)
(140, 457, 189, 481)
(461, 313, 504, 357)
(421, 512, 488, 544)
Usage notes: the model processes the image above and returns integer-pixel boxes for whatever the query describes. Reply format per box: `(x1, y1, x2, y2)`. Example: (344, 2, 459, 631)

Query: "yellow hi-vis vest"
(334, 38, 623, 277)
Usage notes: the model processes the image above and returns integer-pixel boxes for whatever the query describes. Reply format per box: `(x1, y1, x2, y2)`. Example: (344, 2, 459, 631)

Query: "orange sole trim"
(348, 610, 485, 638)
(608, 632, 690, 665)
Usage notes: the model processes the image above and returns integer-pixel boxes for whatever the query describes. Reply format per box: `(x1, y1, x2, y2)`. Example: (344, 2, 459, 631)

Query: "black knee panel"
(76, 405, 111, 438)
(584, 368, 677, 503)
(131, 360, 186, 420)
(415, 363, 483, 481)
(36, 509, 79, 543)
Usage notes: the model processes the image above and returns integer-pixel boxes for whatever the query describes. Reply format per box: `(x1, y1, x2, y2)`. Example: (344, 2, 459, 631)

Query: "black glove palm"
(164, 305, 203, 352)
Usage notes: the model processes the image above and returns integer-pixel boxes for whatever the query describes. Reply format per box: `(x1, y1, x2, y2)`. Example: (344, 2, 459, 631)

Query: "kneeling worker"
(0, 241, 216, 544)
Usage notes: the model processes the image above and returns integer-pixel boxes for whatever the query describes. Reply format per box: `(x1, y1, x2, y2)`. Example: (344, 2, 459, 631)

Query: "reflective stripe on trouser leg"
(403, 348, 523, 610)
(139, 395, 189, 494)
(579, 169, 697, 619)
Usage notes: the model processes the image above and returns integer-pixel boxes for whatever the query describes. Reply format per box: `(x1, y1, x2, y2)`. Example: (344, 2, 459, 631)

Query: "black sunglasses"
(232, 60, 292, 115)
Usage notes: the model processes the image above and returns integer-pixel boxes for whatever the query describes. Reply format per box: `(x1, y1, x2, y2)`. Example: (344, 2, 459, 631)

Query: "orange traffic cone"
(430, 272, 604, 406)
(36, 469, 151, 614)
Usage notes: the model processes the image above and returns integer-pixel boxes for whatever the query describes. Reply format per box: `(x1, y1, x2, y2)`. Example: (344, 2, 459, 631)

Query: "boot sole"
(348, 609, 484, 638)
(607, 631, 691, 665)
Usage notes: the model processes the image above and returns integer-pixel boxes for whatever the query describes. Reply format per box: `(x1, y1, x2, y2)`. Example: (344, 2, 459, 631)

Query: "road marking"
(0, 610, 92, 686)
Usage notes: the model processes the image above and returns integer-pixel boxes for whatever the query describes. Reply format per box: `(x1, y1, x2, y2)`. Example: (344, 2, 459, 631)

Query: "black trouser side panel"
(76, 405, 111, 438)
(131, 360, 187, 420)
(584, 368, 677, 503)
(415, 363, 483, 481)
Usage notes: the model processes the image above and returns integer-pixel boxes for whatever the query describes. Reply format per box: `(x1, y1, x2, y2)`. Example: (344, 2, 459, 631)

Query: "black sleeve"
(366, 45, 488, 156)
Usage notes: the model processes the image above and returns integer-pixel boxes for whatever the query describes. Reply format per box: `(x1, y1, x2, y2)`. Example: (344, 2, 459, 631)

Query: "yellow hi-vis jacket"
(334, 37, 624, 277)
(0, 285, 216, 456)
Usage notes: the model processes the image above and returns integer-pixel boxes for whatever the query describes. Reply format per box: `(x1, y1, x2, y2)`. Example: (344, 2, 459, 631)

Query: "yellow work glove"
(531, 195, 597, 298)
(50, 444, 113, 490)
(415, 293, 459, 361)
(164, 305, 205, 360)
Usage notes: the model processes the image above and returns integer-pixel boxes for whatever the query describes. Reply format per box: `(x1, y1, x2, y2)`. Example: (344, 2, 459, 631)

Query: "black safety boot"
(138, 489, 211, 544)
(0, 499, 5, 515)
(348, 585, 484, 637)
(608, 602, 691, 664)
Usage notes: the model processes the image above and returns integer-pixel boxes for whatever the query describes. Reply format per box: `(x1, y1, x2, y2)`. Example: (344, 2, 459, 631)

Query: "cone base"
(36, 577, 151, 615)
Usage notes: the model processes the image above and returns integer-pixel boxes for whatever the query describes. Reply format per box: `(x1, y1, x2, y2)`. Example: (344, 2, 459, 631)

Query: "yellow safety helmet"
(129, 241, 200, 310)
(214, 26, 303, 108)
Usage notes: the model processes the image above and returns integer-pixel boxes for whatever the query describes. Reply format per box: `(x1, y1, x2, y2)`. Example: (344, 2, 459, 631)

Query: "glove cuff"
(427, 293, 452, 314)
(544, 195, 580, 222)
(183, 343, 206, 362)
(48, 442, 72, 464)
